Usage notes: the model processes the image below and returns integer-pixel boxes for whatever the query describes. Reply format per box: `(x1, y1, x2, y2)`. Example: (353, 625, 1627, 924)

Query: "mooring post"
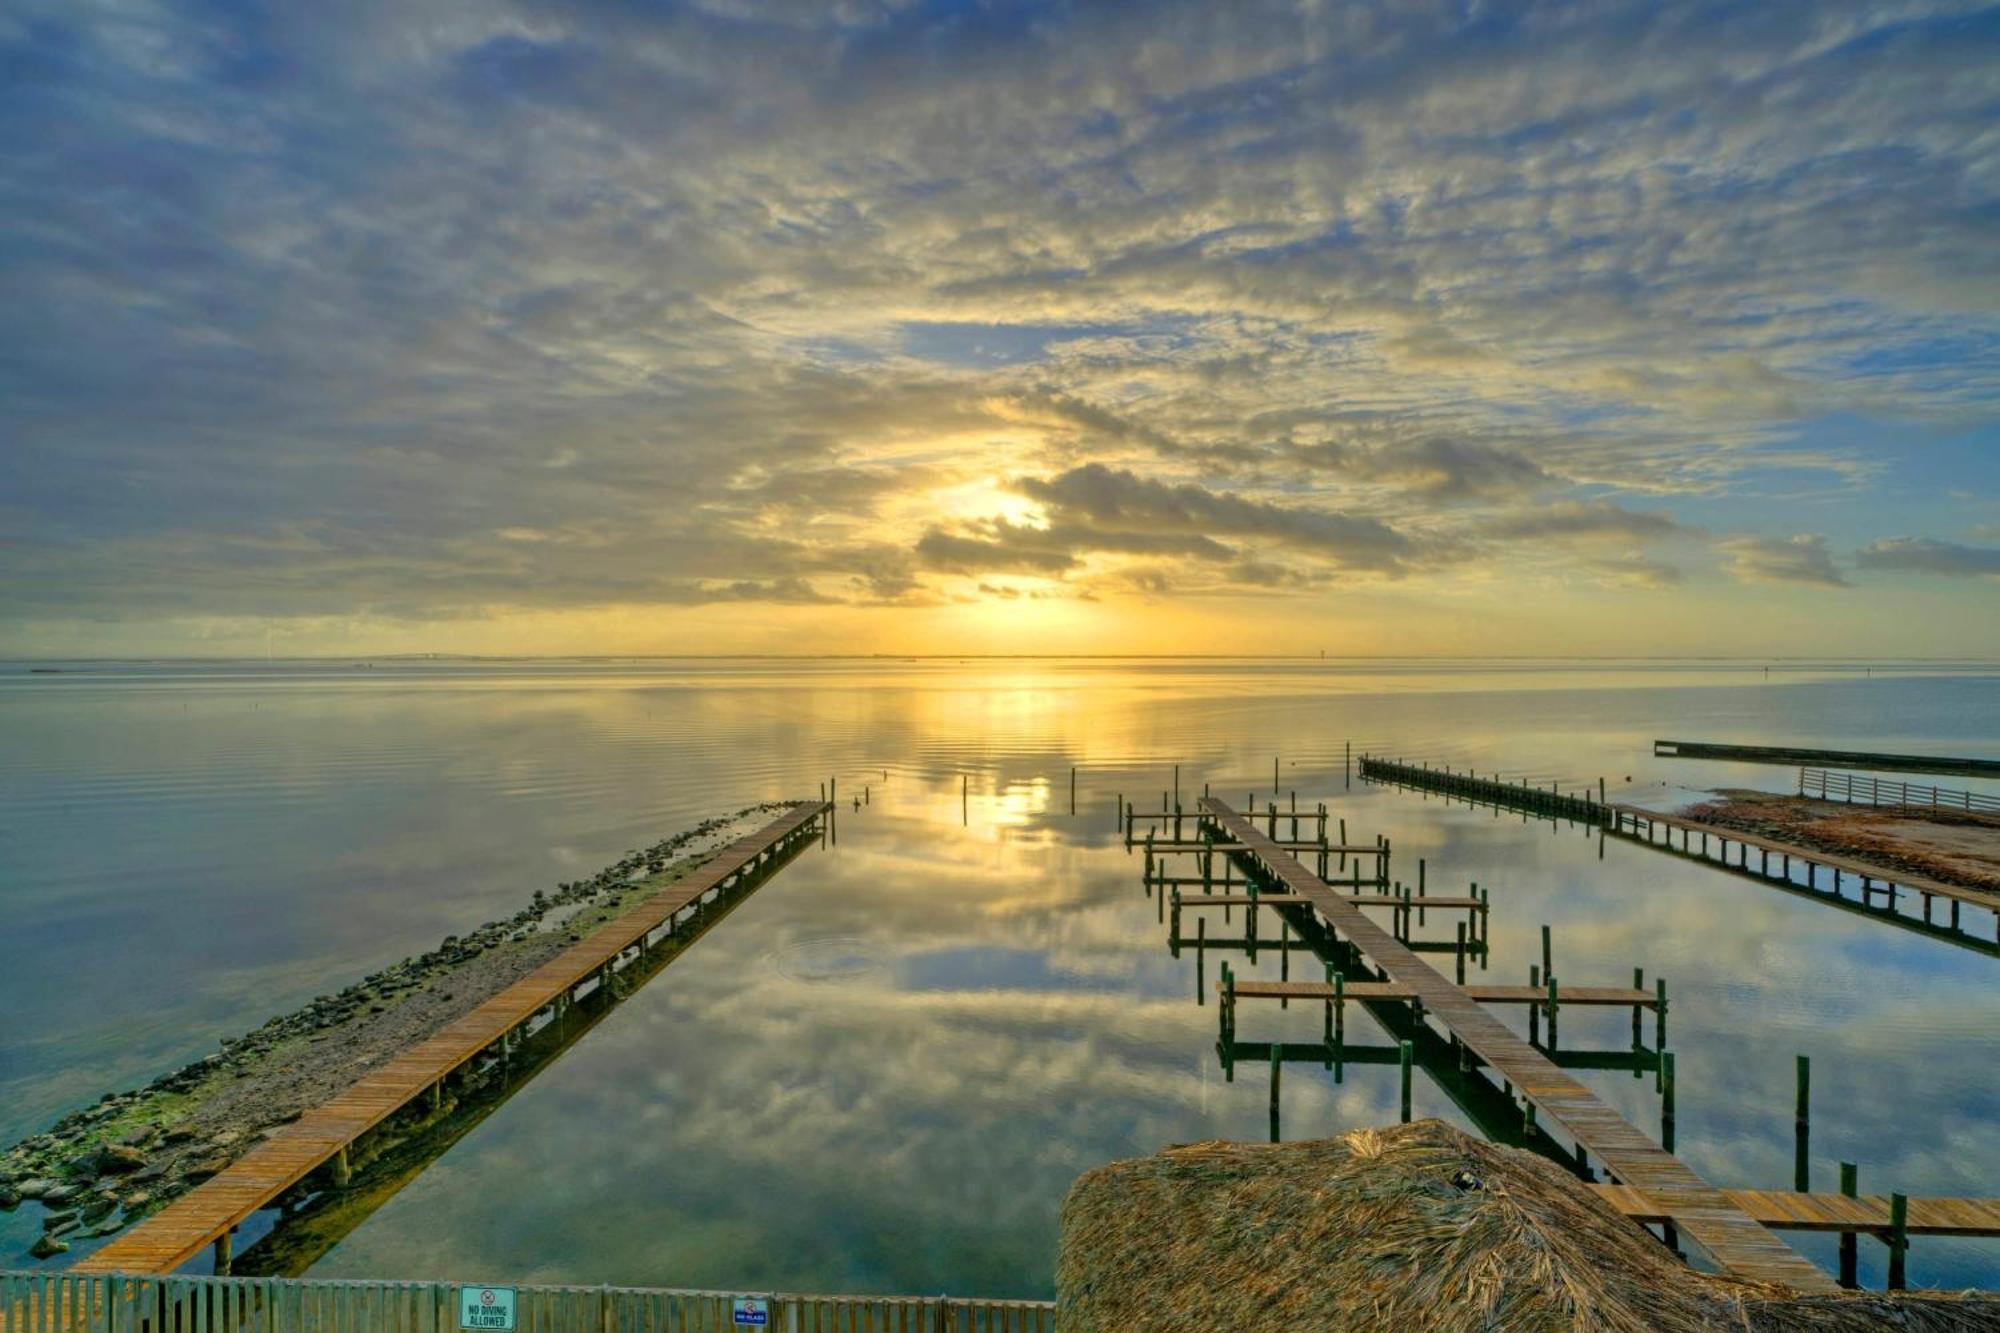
(1399, 1040, 1414, 1123)
(1455, 922, 1467, 985)
(1345, 739, 1351, 789)
(1540, 923, 1552, 986)
(1279, 918, 1290, 1001)
(1070, 766, 1076, 815)
(1661, 1051, 1676, 1151)
(1631, 967, 1645, 1055)
(1333, 972, 1346, 1082)
(1196, 917, 1207, 1005)
(1795, 1055, 1811, 1192)
(1169, 889, 1182, 956)
(1417, 858, 1427, 926)
(1546, 972, 1559, 1049)
(214, 1227, 233, 1276)
(1888, 1193, 1909, 1290)
(1529, 964, 1541, 1045)
(1269, 1045, 1283, 1143)
(1273, 755, 1280, 794)
(1656, 977, 1668, 1049)
(1839, 1163, 1859, 1287)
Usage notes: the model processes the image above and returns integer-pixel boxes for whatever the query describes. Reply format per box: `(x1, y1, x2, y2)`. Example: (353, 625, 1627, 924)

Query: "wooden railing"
(0, 1271, 1055, 1332)
(1800, 767, 2000, 815)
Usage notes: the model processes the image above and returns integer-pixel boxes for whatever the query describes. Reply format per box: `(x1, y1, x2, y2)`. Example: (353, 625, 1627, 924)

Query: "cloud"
(1855, 537, 2000, 579)
(0, 0, 1996, 648)
(1292, 438, 1554, 500)
(1481, 501, 1685, 544)
(1015, 465, 1415, 573)
(1719, 534, 1849, 588)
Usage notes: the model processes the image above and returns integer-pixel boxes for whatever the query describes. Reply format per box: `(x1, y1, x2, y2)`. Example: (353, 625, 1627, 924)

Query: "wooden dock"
(1655, 739, 2000, 779)
(1197, 797, 1839, 1293)
(1594, 1185, 2000, 1237)
(1360, 755, 1999, 952)
(73, 801, 829, 1278)
(1605, 803, 2000, 918)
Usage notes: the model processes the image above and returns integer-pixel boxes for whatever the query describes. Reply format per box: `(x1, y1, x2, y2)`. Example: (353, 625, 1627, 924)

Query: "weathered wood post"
(1399, 1040, 1414, 1123)
(1545, 971, 1559, 1050)
(1888, 1193, 1909, 1290)
(1279, 919, 1290, 1003)
(1795, 1055, 1811, 1192)
(1839, 1162, 1859, 1287)
(1169, 890, 1182, 956)
(1455, 922, 1467, 985)
(1269, 1046, 1283, 1143)
(1529, 964, 1541, 1045)
(1332, 972, 1346, 1082)
(1630, 967, 1645, 1056)
(1661, 1051, 1676, 1152)
(1069, 766, 1075, 815)
(1195, 918, 1206, 1005)
(1656, 978, 1668, 1049)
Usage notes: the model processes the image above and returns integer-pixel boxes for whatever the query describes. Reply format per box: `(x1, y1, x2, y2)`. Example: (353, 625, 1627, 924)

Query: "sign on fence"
(459, 1285, 517, 1330)
(732, 1295, 772, 1325)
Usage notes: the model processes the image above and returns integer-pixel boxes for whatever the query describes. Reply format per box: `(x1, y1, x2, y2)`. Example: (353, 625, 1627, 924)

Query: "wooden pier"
(1654, 739, 2000, 779)
(1195, 797, 1839, 1293)
(1360, 756, 2000, 952)
(73, 801, 830, 1278)
(1594, 1186, 2000, 1237)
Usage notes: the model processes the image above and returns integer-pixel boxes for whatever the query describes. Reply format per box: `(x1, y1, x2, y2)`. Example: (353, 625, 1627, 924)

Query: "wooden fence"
(1800, 768, 2000, 815)
(0, 1273, 1055, 1332)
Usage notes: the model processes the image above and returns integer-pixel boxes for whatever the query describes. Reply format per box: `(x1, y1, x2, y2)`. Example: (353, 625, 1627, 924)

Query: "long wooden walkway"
(74, 801, 829, 1277)
(1606, 803, 2000, 916)
(1198, 797, 1838, 1293)
(1655, 739, 2000, 779)
(1594, 1185, 2000, 1237)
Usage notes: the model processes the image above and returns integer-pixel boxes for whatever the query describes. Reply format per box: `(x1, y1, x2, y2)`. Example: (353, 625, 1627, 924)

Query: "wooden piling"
(1269, 1046, 1283, 1143)
(1661, 1051, 1676, 1152)
(1399, 1039, 1413, 1122)
(1839, 1162, 1859, 1287)
(1795, 1055, 1811, 1193)
(1888, 1193, 1909, 1290)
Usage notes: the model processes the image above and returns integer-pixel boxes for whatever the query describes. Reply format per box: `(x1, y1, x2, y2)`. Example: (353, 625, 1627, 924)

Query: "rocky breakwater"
(0, 804, 792, 1260)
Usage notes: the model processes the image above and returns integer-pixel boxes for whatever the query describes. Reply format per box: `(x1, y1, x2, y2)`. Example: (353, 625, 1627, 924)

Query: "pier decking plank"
(1199, 797, 1838, 1293)
(1224, 980, 1654, 1007)
(1594, 1185, 2000, 1237)
(1176, 894, 1483, 910)
(74, 800, 828, 1277)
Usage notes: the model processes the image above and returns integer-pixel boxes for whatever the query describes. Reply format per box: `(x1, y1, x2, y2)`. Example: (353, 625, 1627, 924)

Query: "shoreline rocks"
(1, 803, 790, 1261)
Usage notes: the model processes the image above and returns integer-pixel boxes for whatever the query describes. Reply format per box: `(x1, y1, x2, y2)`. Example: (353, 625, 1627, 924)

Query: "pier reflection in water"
(2, 661, 1994, 1293)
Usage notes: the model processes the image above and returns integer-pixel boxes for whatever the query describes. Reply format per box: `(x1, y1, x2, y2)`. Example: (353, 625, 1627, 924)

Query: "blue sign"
(732, 1296, 771, 1326)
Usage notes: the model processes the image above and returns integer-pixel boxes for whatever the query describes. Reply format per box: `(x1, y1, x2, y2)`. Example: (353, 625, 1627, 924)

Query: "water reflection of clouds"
(8, 666, 1997, 1288)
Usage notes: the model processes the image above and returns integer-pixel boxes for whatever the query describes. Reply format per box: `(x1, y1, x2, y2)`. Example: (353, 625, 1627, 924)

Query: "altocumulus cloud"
(0, 0, 1996, 649)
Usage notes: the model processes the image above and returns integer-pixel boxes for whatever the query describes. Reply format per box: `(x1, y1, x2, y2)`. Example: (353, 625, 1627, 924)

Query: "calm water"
(2, 658, 1996, 1293)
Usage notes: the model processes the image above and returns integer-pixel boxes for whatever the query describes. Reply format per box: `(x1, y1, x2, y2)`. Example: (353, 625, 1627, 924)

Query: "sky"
(2, 0, 1998, 658)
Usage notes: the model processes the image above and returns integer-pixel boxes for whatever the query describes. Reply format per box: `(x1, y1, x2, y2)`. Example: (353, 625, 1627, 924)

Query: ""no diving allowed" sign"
(458, 1286, 516, 1330)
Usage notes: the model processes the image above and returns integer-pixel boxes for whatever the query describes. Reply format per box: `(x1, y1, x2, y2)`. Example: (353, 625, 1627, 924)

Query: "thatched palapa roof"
(1056, 1120, 1998, 1331)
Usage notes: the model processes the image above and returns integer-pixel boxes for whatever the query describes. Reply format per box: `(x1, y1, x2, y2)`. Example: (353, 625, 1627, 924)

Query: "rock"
(0, 1184, 21, 1210)
(121, 1191, 151, 1210)
(39, 1183, 75, 1206)
(181, 1156, 228, 1183)
(28, 1233, 68, 1259)
(17, 1177, 56, 1201)
(92, 1143, 148, 1175)
(208, 1129, 242, 1149)
(162, 1125, 197, 1144)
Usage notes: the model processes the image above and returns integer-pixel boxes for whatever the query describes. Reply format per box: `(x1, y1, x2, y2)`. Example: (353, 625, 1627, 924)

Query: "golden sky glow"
(3, 2, 1997, 657)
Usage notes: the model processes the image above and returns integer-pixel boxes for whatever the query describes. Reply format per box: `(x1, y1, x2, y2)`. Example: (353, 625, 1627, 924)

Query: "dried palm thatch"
(1056, 1120, 1998, 1331)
